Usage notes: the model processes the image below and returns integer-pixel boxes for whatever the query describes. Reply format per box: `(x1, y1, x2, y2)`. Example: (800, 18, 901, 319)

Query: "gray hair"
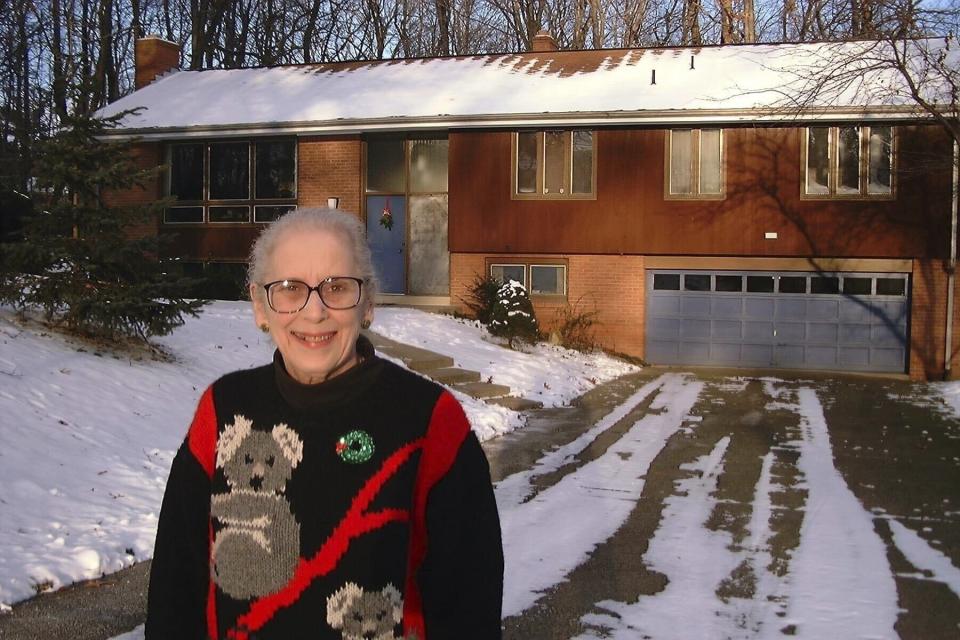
(247, 207, 379, 305)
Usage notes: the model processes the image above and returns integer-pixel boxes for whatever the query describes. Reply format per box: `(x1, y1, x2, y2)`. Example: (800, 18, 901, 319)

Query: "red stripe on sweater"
(403, 391, 472, 640)
(187, 386, 217, 478)
(229, 438, 423, 637)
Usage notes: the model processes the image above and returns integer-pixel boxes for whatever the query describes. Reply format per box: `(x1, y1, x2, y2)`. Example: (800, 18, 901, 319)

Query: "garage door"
(645, 271, 909, 372)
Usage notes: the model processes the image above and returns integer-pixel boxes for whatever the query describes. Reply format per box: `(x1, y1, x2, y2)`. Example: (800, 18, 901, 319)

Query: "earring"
(360, 319, 371, 330)
(259, 323, 270, 333)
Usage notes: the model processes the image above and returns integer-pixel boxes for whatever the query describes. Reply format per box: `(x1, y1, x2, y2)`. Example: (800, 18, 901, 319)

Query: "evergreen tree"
(488, 279, 540, 349)
(0, 109, 207, 343)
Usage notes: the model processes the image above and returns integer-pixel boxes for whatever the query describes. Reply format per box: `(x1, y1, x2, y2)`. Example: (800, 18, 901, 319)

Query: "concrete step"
(429, 367, 481, 385)
(487, 396, 544, 411)
(452, 381, 513, 399)
(364, 330, 454, 371)
(405, 355, 456, 373)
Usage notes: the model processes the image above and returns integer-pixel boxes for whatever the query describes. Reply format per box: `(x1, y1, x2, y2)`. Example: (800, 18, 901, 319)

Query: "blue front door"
(366, 195, 406, 294)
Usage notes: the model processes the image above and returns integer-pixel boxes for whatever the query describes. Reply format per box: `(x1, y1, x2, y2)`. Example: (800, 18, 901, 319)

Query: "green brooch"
(336, 430, 375, 464)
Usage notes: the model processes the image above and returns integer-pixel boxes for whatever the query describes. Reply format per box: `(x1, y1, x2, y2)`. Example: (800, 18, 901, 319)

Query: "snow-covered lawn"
(0, 301, 634, 609)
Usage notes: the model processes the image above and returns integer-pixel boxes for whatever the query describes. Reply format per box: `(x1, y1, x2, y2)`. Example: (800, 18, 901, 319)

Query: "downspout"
(945, 138, 959, 379)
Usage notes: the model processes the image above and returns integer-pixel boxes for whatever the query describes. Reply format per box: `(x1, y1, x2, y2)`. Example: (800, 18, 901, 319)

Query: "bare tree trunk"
(718, 0, 735, 43)
(94, 0, 117, 106)
(163, 0, 173, 40)
(51, 0, 68, 120)
(131, 0, 142, 39)
(302, 0, 324, 62)
(683, 0, 701, 44)
(436, 0, 451, 55)
(742, 0, 755, 41)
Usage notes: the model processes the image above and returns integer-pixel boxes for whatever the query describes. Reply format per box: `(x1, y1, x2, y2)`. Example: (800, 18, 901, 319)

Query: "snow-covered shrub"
(488, 279, 540, 349)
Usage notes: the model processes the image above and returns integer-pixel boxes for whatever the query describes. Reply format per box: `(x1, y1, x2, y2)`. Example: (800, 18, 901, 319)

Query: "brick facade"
(450, 252, 647, 359)
(298, 137, 362, 218)
(909, 258, 960, 380)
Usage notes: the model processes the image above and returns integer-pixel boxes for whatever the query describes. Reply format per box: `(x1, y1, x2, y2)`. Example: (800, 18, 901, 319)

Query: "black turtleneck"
(146, 339, 503, 640)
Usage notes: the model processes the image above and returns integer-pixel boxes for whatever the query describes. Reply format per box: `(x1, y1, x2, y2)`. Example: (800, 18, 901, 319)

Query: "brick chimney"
(135, 36, 180, 90)
(530, 30, 558, 53)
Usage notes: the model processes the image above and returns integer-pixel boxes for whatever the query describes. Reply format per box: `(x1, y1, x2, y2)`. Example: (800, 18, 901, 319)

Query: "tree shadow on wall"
(682, 127, 954, 377)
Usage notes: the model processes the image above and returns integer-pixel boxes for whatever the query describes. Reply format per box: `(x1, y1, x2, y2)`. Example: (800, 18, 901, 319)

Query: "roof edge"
(97, 105, 936, 140)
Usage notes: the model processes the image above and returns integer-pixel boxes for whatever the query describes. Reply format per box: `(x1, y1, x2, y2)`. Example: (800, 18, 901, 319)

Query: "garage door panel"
(679, 341, 709, 361)
(807, 299, 839, 321)
(806, 346, 839, 366)
(775, 345, 805, 365)
(840, 346, 870, 367)
(776, 322, 806, 341)
(648, 318, 680, 339)
(742, 344, 773, 363)
(808, 323, 839, 343)
(649, 295, 681, 315)
(645, 270, 907, 373)
(776, 299, 806, 318)
(841, 324, 872, 343)
(712, 298, 742, 318)
(872, 325, 906, 347)
(872, 347, 906, 367)
(681, 296, 711, 316)
(840, 300, 874, 321)
(713, 320, 743, 339)
(744, 298, 775, 319)
(744, 321, 773, 340)
(682, 319, 711, 338)
(647, 341, 679, 362)
(711, 343, 742, 363)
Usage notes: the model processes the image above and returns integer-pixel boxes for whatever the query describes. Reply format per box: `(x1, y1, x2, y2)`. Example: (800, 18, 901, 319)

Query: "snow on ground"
(500, 373, 704, 618)
(782, 387, 899, 639)
(0, 301, 629, 609)
(371, 307, 637, 409)
(932, 381, 960, 420)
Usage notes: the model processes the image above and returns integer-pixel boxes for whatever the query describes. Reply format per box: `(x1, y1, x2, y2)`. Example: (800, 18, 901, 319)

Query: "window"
(804, 126, 894, 198)
(666, 129, 723, 198)
(164, 139, 297, 224)
(513, 131, 595, 198)
(489, 262, 567, 296)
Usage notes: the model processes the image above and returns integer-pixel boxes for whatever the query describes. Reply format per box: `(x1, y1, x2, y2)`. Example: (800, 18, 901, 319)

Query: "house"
(99, 34, 960, 380)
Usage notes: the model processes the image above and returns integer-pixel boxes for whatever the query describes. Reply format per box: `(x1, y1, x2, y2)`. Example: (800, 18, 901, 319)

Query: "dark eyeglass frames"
(262, 277, 364, 313)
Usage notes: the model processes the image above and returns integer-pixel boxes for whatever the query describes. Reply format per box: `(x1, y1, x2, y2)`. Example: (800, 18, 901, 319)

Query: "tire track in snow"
(780, 386, 899, 639)
(577, 436, 745, 639)
(495, 374, 669, 510)
(500, 373, 704, 618)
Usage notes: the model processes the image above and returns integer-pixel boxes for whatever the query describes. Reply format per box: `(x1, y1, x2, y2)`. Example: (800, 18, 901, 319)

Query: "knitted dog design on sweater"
(326, 582, 403, 640)
(211, 415, 303, 599)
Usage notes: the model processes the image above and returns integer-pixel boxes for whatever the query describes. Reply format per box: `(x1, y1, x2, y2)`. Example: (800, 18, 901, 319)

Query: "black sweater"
(146, 339, 503, 639)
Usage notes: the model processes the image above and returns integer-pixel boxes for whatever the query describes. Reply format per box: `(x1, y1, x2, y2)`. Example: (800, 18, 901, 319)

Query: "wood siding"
(448, 126, 953, 259)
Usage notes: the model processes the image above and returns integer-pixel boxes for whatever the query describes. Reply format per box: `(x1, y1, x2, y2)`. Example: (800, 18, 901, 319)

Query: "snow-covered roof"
(98, 38, 957, 138)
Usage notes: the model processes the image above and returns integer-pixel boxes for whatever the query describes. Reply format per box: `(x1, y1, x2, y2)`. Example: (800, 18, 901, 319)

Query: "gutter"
(946, 138, 959, 379)
(95, 105, 936, 141)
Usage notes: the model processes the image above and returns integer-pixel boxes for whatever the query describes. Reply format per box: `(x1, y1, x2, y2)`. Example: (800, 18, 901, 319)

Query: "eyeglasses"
(263, 277, 364, 313)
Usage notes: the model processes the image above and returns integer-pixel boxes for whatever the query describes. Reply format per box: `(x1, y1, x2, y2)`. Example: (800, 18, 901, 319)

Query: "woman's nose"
(300, 289, 329, 318)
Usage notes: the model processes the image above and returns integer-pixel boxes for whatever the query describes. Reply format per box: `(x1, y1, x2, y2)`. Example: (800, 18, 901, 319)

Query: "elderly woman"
(146, 208, 503, 640)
